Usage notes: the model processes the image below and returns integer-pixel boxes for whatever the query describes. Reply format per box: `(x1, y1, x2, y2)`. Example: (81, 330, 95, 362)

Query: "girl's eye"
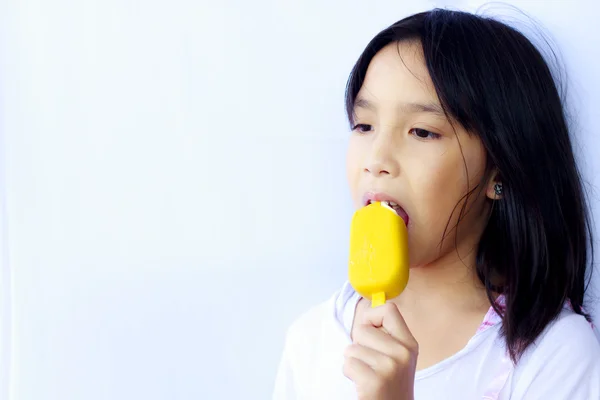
(410, 128, 441, 140)
(352, 123, 373, 133)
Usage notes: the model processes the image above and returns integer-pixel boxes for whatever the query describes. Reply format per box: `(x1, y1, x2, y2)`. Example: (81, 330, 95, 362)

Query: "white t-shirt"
(273, 281, 600, 400)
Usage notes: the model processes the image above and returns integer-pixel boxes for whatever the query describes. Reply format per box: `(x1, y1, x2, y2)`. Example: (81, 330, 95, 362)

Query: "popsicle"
(348, 201, 409, 308)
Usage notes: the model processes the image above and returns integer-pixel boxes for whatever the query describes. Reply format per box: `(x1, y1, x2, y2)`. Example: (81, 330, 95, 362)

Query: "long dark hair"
(345, 9, 594, 362)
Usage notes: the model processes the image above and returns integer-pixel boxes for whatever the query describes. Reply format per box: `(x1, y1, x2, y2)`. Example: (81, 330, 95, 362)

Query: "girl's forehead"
(359, 42, 438, 106)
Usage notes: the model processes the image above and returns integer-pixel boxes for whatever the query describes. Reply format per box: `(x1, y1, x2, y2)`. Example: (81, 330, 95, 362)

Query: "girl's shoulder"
(507, 308, 600, 398)
(273, 286, 354, 400)
(517, 306, 599, 366)
(282, 284, 350, 348)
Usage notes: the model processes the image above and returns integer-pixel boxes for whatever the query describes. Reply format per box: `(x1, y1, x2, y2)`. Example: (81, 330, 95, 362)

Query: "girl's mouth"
(367, 199, 409, 226)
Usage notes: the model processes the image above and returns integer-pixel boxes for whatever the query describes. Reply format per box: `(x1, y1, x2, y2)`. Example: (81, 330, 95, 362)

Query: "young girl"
(273, 8, 600, 400)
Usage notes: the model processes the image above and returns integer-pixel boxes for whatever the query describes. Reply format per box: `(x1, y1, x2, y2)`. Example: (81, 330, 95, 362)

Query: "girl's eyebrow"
(355, 96, 446, 118)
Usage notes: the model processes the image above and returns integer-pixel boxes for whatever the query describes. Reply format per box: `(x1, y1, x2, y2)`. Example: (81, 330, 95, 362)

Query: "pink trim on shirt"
(478, 295, 509, 400)
(476, 295, 506, 334)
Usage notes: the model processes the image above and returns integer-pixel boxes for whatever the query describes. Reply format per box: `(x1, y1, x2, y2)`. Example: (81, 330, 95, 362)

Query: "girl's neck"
(392, 252, 491, 314)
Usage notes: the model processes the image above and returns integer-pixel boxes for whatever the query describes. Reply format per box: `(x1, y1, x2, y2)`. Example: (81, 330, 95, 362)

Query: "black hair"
(345, 9, 594, 362)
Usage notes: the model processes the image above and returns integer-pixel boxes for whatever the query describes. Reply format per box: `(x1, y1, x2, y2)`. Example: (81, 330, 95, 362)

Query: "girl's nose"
(364, 134, 400, 178)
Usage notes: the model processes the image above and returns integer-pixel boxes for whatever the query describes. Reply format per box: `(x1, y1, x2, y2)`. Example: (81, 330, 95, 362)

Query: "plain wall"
(0, 0, 598, 399)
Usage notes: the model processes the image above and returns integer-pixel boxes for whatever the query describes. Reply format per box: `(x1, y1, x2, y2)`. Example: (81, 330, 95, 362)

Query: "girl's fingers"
(344, 343, 394, 371)
(357, 302, 418, 352)
(342, 354, 377, 383)
(352, 325, 414, 368)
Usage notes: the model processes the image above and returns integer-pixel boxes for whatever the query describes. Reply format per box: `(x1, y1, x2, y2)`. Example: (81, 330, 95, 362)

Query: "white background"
(1, 0, 598, 399)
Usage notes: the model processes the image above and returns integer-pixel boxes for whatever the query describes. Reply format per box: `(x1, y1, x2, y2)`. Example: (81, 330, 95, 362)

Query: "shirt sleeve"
(509, 314, 600, 399)
(272, 332, 297, 400)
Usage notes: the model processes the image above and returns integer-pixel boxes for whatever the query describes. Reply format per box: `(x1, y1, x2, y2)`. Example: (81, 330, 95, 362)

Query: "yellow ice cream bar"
(348, 201, 409, 307)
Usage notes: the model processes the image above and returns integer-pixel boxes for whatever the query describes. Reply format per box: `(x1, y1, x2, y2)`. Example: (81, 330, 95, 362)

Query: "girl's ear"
(486, 172, 503, 200)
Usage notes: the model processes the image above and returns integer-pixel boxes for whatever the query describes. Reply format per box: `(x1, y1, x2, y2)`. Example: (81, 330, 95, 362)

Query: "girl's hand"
(343, 302, 418, 400)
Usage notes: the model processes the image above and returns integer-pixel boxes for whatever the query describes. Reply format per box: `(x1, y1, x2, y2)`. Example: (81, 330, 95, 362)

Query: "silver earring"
(494, 182, 503, 196)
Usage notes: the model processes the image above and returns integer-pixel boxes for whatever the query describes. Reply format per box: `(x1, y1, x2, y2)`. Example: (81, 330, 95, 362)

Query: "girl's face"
(346, 41, 497, 268)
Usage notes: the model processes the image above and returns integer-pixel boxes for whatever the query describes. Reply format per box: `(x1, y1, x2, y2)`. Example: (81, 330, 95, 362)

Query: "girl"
(273, 8, 600, 400)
